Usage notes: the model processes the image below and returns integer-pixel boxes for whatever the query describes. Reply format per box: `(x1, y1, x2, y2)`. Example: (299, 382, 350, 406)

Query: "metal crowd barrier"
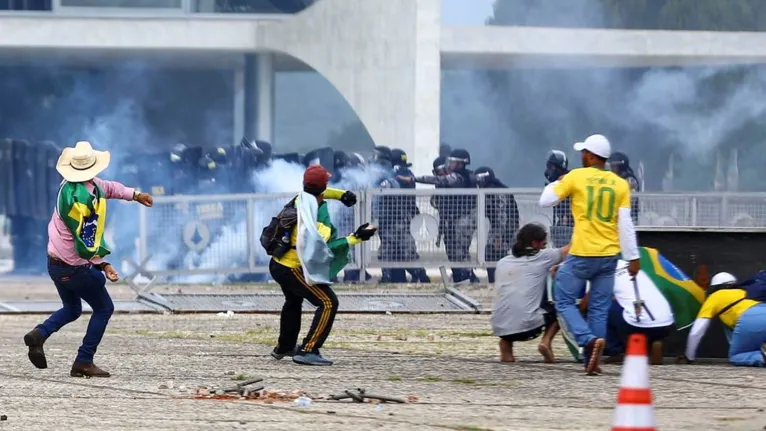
(133, 189, 766, 280)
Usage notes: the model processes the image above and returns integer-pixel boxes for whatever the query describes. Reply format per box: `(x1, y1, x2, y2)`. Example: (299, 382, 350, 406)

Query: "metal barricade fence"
(136, 192, 362, 278)
(136, 190, 766, 279)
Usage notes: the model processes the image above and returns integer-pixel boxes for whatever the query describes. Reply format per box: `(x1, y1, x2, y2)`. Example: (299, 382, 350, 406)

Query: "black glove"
(340, 191, 357, 207)
(353, 223, 377, 241)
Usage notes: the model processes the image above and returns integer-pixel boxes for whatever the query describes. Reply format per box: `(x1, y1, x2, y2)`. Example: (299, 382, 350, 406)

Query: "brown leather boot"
(70, 361, 111, 378)
(23, 329, 48, 369)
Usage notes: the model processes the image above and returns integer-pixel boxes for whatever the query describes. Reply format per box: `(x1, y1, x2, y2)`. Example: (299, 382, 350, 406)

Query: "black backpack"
(260, 198, 298, 258)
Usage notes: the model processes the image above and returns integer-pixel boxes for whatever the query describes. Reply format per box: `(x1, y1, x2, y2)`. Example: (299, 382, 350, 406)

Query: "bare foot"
(538, 343, 555, 363)
(499, 339, 515, 362)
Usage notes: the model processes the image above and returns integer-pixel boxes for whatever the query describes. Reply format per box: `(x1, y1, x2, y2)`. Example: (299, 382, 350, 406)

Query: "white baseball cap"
(573, 134, 611, 159)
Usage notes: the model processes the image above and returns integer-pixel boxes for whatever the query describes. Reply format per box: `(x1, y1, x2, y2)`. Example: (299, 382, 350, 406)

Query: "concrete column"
(256, 52, 275, 143)
(259, 0, 442, 176)
(243, 53, 276, 144)
(232, 61, 245, 147)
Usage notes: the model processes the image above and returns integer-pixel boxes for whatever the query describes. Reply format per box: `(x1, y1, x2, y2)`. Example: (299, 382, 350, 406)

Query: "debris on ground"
(328, 388, 407, 404)
(191, 376, 310, 403)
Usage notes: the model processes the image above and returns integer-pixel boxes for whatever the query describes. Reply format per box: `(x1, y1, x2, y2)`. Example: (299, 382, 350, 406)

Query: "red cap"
(303, 165, 331, 188)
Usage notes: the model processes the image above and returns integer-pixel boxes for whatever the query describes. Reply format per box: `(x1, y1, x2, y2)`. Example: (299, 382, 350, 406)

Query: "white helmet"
(710, 272, 737, 287)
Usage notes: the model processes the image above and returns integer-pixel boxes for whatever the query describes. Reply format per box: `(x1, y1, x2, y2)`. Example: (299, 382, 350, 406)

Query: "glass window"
(198, 0, 318, 14)
(60, 0, 181, 7)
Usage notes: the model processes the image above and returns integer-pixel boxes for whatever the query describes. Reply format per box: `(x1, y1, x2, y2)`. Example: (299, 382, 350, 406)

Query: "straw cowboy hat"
(56, 141, 111, 183)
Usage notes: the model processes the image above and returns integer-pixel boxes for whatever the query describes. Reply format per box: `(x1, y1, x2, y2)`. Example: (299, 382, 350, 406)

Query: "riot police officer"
(475, 166, 519, 284)
(609, 151, 641, 223)
(380, 148, 430, 283)
(416, 148, 479, 284)
(545, 150, 572, 228)
(369, 146, 403, 283)
(545, 149, 574, 248)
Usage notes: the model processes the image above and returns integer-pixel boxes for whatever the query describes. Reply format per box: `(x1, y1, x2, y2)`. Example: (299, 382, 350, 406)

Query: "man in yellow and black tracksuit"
(270, 165, 376, 366)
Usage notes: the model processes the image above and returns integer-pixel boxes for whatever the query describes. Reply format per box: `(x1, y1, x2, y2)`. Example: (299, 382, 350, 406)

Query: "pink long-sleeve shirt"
(48, 177, 135, 266)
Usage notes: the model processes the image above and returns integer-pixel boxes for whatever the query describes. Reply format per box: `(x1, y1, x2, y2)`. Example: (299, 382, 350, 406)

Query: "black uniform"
(377, 149, 430, 283)
(545, 150, 573, 248)
(416, 149, 479, 284)
(475, 167, 519, 283)
(368, 146, 405, 283)
(545, 150, 573, 228)
(609, 152, 641, 224)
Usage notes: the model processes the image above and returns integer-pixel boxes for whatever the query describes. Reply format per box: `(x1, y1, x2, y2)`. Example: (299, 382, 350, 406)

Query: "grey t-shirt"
(490, 248, 564, 337)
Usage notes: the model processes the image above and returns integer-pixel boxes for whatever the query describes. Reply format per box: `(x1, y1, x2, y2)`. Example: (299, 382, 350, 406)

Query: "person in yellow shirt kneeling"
(683, 272, 766, 367)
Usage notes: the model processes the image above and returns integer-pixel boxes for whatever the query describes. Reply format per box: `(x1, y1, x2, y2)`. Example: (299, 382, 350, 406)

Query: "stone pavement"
(0, 312, 764, 431)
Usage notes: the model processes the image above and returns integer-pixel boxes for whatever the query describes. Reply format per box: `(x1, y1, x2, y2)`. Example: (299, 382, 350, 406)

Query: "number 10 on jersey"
(586, 185, 616, 222)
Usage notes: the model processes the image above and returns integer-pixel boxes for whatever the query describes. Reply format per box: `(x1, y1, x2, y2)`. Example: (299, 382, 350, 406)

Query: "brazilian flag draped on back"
(57, 181, 111, 260)
(552, 246, 705, 361)
(638, 247, 705, 328)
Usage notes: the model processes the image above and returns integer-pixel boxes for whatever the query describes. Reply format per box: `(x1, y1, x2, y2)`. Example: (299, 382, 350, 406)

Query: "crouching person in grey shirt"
(490, 223, 570, 363)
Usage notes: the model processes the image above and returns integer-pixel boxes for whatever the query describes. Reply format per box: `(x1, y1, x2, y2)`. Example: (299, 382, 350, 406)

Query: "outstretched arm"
(93, 177, 135, 201)
(415, 173, 463, 187)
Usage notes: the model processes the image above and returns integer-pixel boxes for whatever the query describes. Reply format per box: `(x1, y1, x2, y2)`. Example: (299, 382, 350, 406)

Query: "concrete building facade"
(3, 0, 766, 174)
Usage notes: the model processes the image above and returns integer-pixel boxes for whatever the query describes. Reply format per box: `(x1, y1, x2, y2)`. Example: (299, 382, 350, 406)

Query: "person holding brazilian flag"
(268, 165, 377, 366)
(23, 141, 154, 378)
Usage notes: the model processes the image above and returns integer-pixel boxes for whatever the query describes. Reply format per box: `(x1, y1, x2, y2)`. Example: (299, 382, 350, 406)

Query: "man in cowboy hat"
(23, 141, 153, 378)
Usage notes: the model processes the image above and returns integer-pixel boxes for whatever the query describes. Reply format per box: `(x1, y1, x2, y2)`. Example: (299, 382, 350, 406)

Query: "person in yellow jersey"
(539, 134, 640, 375)
(683, 272, 766, 367)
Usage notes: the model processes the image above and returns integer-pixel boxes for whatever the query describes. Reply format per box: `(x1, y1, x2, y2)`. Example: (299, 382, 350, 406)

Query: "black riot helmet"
(474, 166, 495, 187)
(334, 150, 349, 170)
(545, 150, 568, 183)
(608, 151, 631, 175)
(448, 148, 470, 170)
(371, 145, 392, 164)
(390, 148, 411, 167)
(439, 142, 452, 159)
(432, 156, 447, 175)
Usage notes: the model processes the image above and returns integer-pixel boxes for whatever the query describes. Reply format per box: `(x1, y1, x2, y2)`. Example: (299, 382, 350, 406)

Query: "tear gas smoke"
(441, 1, 766, 191)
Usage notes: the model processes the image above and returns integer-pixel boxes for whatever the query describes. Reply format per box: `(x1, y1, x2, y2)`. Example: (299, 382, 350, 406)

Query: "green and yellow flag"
(57, 181, 110, 260)
(552, 247, 705, 361)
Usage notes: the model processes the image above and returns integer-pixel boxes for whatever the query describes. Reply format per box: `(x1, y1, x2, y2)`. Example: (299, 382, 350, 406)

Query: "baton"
(631, 276, 655, 322)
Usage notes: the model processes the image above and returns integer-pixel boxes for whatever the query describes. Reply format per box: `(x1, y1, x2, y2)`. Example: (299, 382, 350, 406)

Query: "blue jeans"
(605, 301, 673, 356)
(729, 303, 766, 367)
(36, 261, 114, 364)
(555, 255, 619, 347)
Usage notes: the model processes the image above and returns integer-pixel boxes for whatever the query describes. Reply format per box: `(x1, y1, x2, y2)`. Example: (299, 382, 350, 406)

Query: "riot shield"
(0, 138, 12, 216)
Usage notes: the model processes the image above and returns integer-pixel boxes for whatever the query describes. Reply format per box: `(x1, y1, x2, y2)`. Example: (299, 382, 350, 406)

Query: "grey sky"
(441, 0, 494, 25)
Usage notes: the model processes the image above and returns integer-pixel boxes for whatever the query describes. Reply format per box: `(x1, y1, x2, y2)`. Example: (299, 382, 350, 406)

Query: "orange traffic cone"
(611, 333, 657, 431)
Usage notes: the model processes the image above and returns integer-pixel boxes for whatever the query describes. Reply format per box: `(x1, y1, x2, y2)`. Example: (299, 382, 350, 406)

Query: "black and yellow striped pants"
(269, 259, 339, 354)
